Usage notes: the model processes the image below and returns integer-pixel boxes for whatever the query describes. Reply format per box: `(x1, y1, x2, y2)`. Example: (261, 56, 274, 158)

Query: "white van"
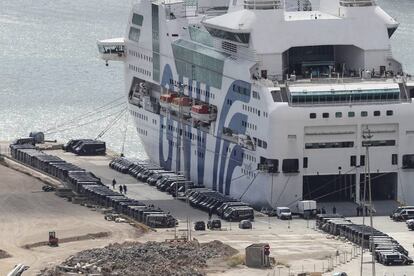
(276, 207, 292, 220)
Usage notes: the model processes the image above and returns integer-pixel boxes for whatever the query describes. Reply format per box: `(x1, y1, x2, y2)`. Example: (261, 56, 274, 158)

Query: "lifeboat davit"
(159, 93, 178, 109)
(191, 104, 217, 122)
(171, 96, 192, 116)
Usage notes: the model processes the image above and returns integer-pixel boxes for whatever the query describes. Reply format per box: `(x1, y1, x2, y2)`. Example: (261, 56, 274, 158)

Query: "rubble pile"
(0, 249, 11, 259)
(39, 240, 237, 276)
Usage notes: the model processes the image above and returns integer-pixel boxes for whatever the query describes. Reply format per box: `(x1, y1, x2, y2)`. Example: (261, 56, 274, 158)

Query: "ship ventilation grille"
(244, 0, 283, 10)
(339, 0, 376, 7)
(222, 41, 237, 53)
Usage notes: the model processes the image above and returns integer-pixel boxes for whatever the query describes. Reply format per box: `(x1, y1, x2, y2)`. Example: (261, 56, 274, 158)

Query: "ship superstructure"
(98, 0, 414, 208)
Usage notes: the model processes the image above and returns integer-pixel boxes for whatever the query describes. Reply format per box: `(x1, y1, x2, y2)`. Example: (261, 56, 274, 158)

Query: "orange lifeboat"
(171, 96, 192, 116)
(159, 93, 177, 109)
(191, 104, 217, 122)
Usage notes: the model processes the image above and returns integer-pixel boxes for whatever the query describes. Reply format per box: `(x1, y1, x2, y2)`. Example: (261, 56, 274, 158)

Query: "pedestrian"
(123, 184, 127, 194)
(119, 185, 123, 194)
(356, 205, 360, 217)
(112, 178, 116, 190)
(208, 207, 213, 220)
(332, 205, 336, 214)
(321, 206, 326, 214)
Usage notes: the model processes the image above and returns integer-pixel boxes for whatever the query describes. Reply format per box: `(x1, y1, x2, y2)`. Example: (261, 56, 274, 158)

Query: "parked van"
(223, 206, 254, 222)
(276, 207, 292, 220)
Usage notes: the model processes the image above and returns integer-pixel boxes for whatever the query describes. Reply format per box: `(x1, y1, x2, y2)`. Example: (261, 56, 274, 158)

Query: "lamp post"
(360, 126, 375, 276)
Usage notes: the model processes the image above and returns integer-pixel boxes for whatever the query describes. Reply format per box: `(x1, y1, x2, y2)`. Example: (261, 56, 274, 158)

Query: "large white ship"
(97, 0, 414, 208)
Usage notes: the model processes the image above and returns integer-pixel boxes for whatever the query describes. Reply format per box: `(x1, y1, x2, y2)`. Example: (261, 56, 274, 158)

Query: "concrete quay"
(0, 143, 413, 275)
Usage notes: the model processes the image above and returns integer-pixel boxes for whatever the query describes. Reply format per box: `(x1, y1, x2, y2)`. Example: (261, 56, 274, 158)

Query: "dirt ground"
(0, 164, 142, 276)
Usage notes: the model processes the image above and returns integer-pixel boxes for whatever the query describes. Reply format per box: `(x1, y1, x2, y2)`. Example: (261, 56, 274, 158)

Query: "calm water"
(0, 0, 413, 157)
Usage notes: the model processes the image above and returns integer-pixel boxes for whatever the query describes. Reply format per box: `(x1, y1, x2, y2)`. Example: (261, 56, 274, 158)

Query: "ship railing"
(287, 76, 401, 85)
(339, 0, 376, 7)
(288, 98, 403, 107)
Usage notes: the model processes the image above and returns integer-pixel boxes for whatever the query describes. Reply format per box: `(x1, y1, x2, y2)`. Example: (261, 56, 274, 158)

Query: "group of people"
(316, 206, 336, 215)
(356, 204, 371, 216)
(112, 179, 128, 194)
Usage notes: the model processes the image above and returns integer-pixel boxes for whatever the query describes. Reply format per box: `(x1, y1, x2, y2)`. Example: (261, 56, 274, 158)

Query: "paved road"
(50, 150, 209, 221)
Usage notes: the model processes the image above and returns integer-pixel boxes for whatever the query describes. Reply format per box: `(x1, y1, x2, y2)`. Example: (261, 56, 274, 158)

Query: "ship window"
(305, 141, 354, 149)
(392, 154, 398, 165)
(335, 112, 342, 118)
(205, 27, 250, 44)
(263, 141, 267, 149)
(374, 111, 380, 116)
(350, 155, 356, 166)
(386, 110, 393, 116)
(282, 159, 299, 173)
(361, 111, 368, 117)
(303, 157, 308, 168)
(360, 155, 365, 166)
(132, 13, 144, 26)
(322, 112, 329, 118)
(310, 113, 316, 119)
(362, 140, 396, 147)
(403, 154, 414, 169)
(348, 111, 355, 118)
(129, 27, 141, 42)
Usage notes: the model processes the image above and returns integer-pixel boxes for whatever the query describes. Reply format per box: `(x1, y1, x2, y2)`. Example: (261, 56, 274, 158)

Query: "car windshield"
(280, 208, 290, 212)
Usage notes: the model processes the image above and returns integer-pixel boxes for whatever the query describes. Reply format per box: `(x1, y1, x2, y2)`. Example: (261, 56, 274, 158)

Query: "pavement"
(41, 150, 414, 275)
(2, 147, 414, 276)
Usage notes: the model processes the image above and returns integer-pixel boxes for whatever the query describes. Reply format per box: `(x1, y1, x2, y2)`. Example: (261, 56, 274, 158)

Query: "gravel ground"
(39, 240, 237, 276)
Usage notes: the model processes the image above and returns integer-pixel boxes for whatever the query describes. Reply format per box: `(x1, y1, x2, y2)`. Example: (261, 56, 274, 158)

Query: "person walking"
(112, 178, 116, 190)
(123, 184, 127, 195)
(119, 185, 123, 194)
(356, 205, 360, 217)
(332, 205, 337, 214)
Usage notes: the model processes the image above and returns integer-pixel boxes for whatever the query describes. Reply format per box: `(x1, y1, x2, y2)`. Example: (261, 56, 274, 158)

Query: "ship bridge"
(97, 37, 125, 63)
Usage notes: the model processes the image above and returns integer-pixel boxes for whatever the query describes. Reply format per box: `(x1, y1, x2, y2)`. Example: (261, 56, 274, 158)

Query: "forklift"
(48, 231, 59, 247)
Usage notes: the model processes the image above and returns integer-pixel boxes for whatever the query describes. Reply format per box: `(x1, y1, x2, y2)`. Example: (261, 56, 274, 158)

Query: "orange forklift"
(48, 231, 59, 247)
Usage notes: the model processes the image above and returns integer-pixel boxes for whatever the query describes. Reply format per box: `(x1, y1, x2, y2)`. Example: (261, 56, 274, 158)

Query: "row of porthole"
(131, 110, 148, 121)
(161, 124, 206, 144)
(137, 127, 148, 136)
(129, 64, 151, 77)
(128, 50, 152, 63)
(310, 110, 394, 119)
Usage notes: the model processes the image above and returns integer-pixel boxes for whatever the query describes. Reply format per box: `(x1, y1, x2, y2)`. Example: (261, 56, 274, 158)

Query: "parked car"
(207, 219, 221, 230)
(389, 206, 414, 218)
(239, 220, 252, 229)
(393, 209, 414, 221)
(194, 221, 206, 231)
(406, 219, 414, 230)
